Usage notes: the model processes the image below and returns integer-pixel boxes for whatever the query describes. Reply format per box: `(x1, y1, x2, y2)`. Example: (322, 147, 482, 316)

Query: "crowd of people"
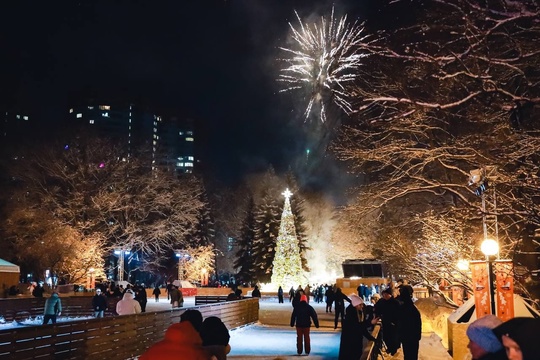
(19, 278, 540, 359)
(289, 280, 421, 360)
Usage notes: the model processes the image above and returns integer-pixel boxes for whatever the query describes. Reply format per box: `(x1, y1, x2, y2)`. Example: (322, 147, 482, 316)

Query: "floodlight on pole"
(481, 238, 499, 315)
(175, 250, 190, 281)
(114, 248, 131, 282)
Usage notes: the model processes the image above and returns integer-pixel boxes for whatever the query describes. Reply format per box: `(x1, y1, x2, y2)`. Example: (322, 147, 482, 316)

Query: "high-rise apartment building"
(69, 101, 196, 174)
(1, 109, 31, 145)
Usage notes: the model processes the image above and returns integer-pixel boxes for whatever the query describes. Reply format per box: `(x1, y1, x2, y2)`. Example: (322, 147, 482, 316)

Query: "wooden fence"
(0, 298, 259, 360)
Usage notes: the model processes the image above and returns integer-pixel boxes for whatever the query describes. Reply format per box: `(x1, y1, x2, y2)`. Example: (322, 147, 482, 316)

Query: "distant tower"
(271, 188, 305, 290)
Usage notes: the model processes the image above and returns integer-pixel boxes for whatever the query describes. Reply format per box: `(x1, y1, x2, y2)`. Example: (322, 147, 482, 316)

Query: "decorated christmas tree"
(270, 188, 305, 290)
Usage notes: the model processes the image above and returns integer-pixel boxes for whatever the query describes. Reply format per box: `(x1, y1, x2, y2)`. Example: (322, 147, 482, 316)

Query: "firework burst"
(278, 7, 369, 123)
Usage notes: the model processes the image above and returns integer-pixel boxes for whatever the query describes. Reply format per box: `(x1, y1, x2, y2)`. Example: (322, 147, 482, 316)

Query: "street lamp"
(175, 250, 190, 281)
(114, 248, 131, 282)
(481, 238, 499, 315)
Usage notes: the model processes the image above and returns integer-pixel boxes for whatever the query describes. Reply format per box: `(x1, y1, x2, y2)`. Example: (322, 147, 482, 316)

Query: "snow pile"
(0, 315, 94, 330)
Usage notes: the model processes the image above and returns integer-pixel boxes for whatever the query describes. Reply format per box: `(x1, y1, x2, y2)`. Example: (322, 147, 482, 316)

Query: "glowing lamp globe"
(481, 239, 499, 257)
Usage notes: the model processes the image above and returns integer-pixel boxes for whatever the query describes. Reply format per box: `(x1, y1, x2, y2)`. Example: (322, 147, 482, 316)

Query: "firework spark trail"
(278, 7, 369, 123)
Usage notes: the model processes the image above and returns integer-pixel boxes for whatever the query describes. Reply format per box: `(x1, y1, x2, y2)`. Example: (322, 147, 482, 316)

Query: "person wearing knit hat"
(290, 292, 319, 355)
(466, 315, 506, 360)
(493, 317, 540, 360)
(200, 316, 231, 360)
(349, 294, 363, 307)
(338, 294, 377, 360)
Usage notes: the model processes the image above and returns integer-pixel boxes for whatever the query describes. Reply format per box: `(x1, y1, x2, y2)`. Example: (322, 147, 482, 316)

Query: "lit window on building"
(153, 140, 157, 146)
(188, 156, 194, 161)
(186, 137, 194, 142)
(187, 131, 193, 135)
(153, 128, 157, 133)
(76, 113, 82, 118)
(179, 131, 184, 136)
(88, 106, 94, 110)
(69, 108, 73, 113)
(185, 162, 193, 167)
(89, 120, 95, 124)
(16, 115, 20, 119)
(23, 116, 29, 121)
(177, 156, 184, 160)
(186, 169, 193, 174)
(102, 112, 109, 117)
(99, 105, 110, 110)
(177, 162, 184, 167)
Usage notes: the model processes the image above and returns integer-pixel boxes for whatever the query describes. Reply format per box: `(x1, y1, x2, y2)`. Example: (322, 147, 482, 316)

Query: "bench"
(194, 295, 229, 305)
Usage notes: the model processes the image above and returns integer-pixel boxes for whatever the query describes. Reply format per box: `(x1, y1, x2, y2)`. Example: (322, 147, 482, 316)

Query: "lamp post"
(114, 248, 131, 282)
(481, 238, 499, 315)
(88, 268, 95, 290)
(175, 250, 190, 281)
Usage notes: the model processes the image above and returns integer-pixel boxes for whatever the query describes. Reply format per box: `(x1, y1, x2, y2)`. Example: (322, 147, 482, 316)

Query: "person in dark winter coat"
(292, 290, 302, 308)
(135, 286, 148, 312)
(338, 294, 377, 360)
(92, 288, 108, 318)
(251, 285, 261, 298)
(493, 317, 540, 360)
(277, 286, 284, 303)
(152, 286, 161, 302)
(289, 286, 295, 302)
(333, 287, 350, 329)
(374, 288, 401, 355)
(200, 316, 231, 360)
(43, 292, 62, 325)
(290, 294, 319, 356)
(466, 315, 506, 360)
(397, 287, 421, 360)
(32, 283, 45, 298)
(325, 286, 334, 313)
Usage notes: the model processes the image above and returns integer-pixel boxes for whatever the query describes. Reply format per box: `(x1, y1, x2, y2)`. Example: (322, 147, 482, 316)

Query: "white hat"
(350, 294, 364, 307)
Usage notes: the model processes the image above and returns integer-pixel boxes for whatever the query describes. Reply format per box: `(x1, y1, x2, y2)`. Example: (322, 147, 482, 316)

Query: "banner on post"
(451, 286, 464, 306)
(495, 260, 514, 321)
(471, 260, 491, 318)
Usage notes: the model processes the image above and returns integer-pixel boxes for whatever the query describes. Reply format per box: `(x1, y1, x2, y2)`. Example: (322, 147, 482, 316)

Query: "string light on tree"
(270, 188, 305, 291)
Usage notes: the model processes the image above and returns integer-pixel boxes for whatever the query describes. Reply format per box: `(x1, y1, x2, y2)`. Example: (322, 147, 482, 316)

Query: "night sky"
(0, 0, 388, 190)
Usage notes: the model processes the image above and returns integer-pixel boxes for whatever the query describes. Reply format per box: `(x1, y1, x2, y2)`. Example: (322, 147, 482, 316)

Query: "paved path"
(146, 296, 452, 360)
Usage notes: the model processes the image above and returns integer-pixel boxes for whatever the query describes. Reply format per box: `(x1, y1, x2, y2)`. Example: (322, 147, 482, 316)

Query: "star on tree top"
(282, 188, 293, 199)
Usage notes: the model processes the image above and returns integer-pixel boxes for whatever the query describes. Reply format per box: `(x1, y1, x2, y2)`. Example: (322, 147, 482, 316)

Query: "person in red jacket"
(139, 309, 211, 360)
